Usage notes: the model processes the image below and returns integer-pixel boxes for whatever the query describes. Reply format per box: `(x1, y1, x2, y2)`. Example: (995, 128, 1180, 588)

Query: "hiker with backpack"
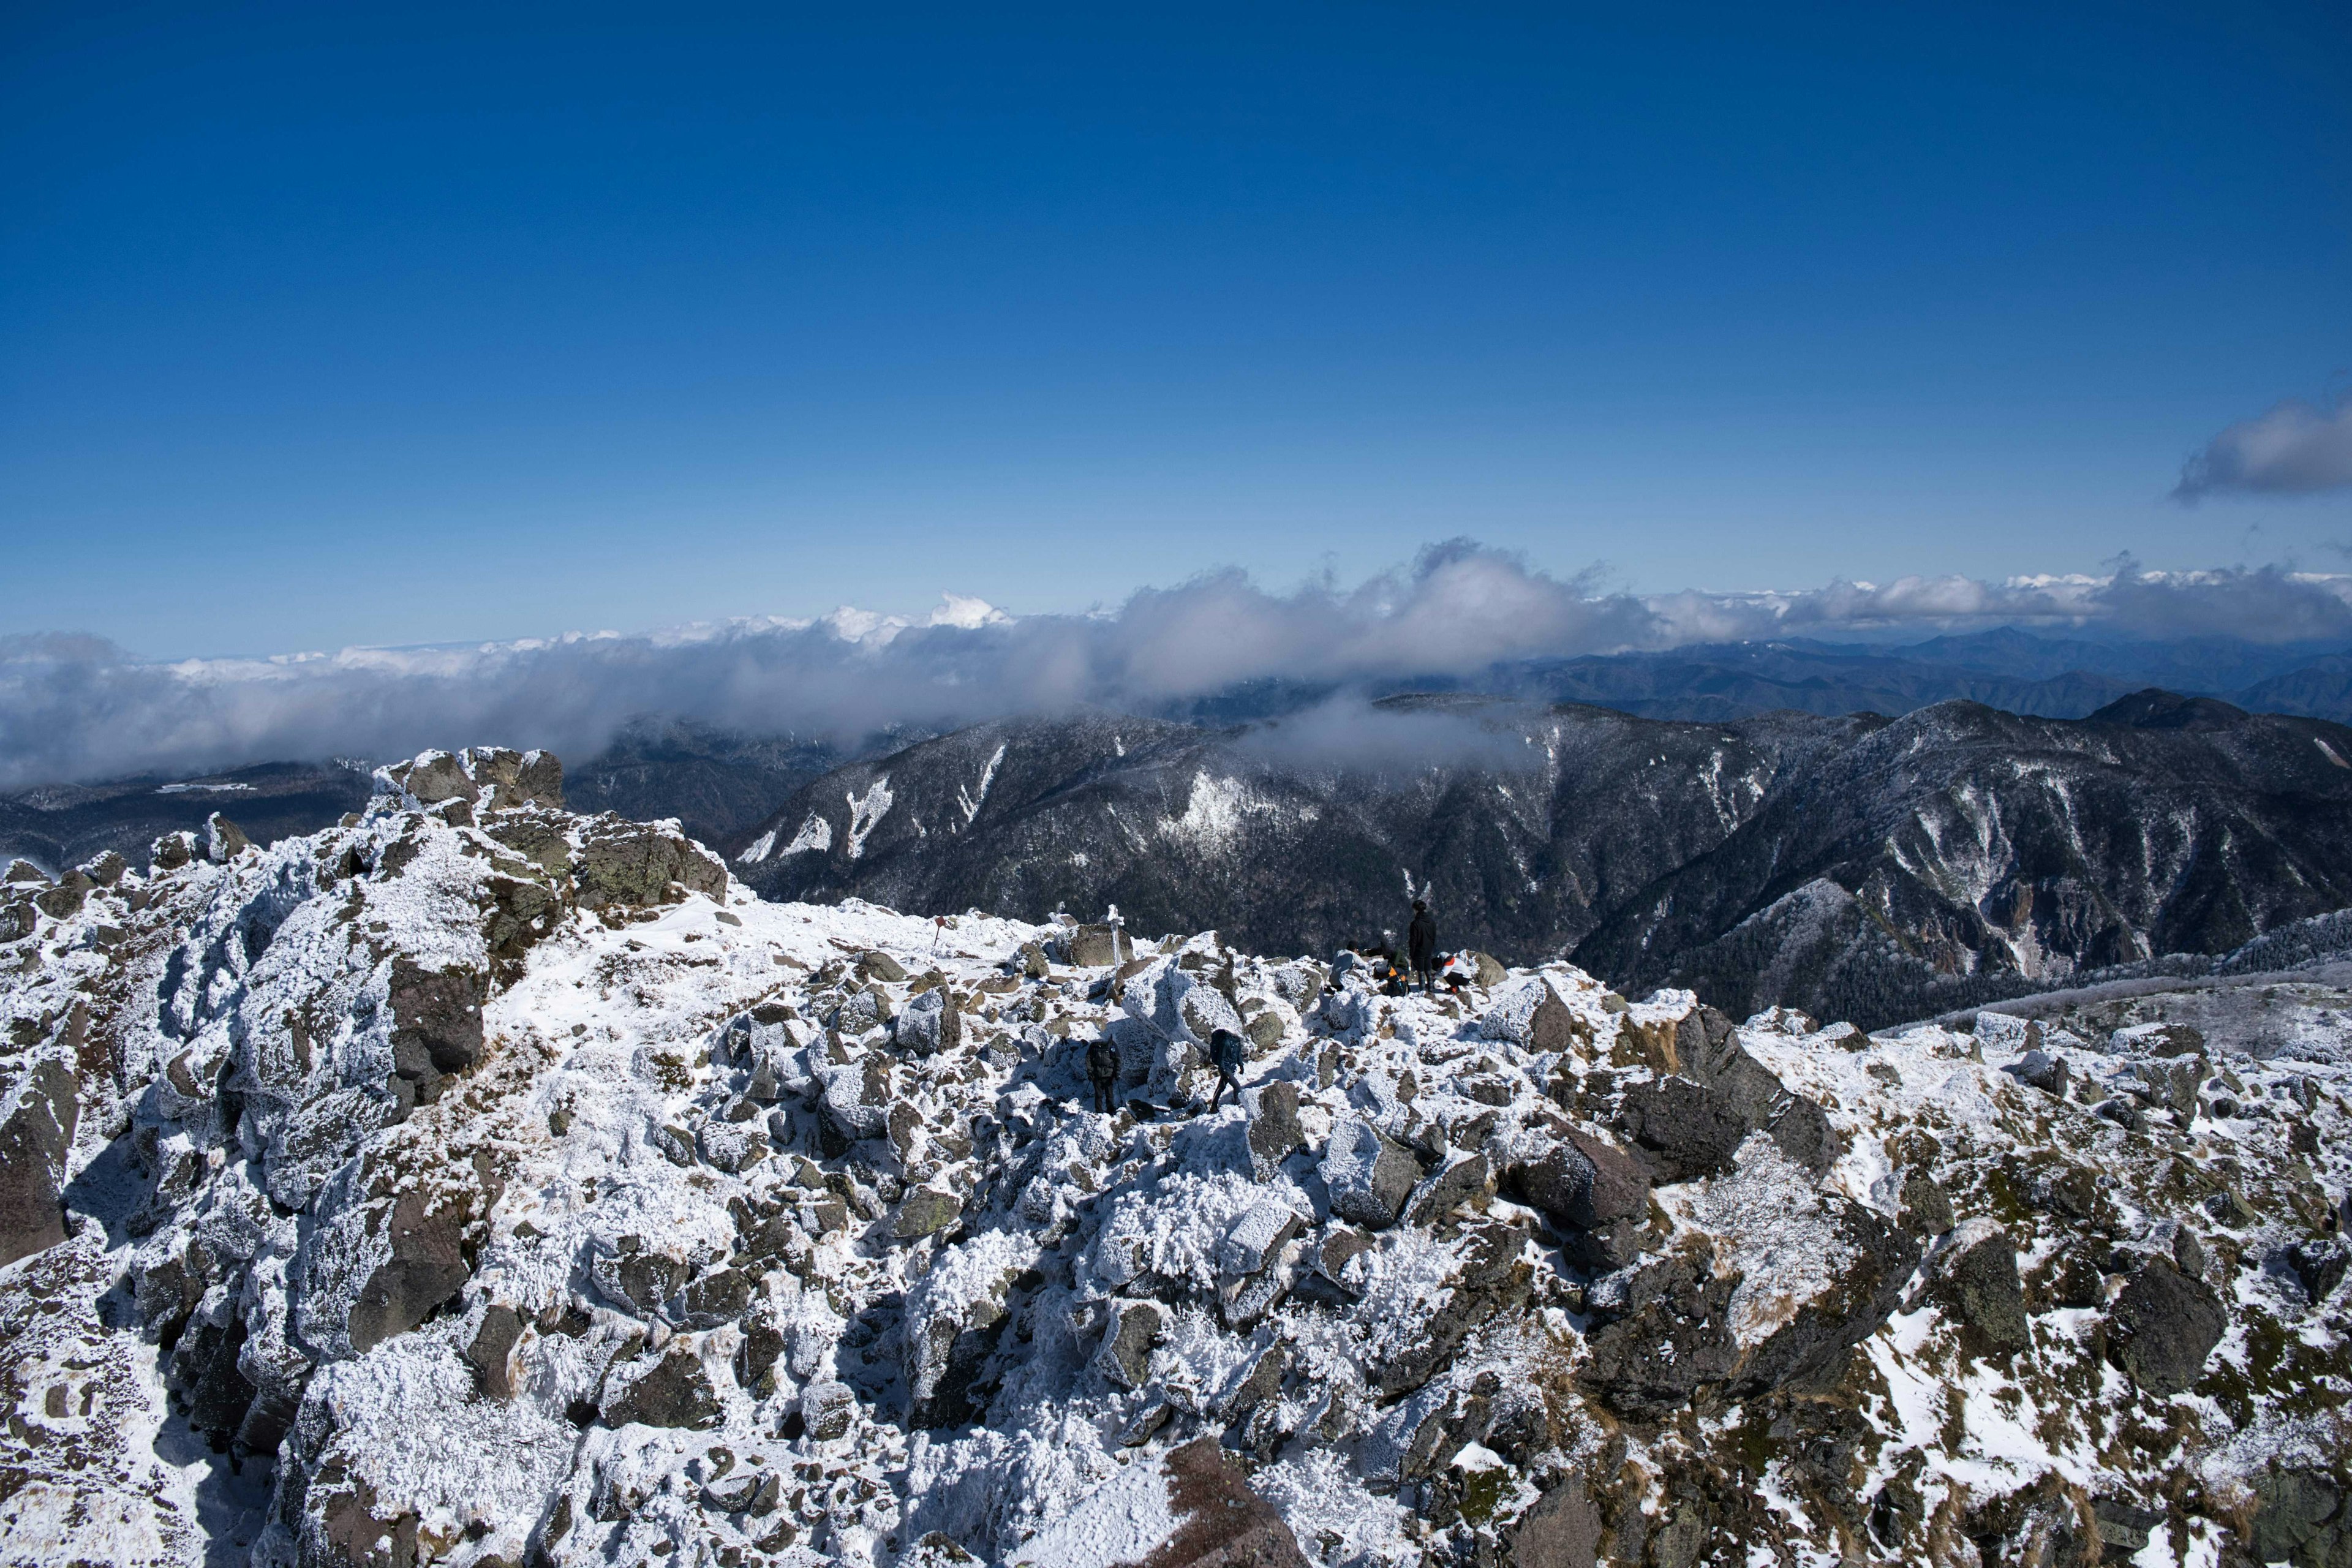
(1085, 1033, 1120, 1114)
(1206, 1027, 1246, 1112)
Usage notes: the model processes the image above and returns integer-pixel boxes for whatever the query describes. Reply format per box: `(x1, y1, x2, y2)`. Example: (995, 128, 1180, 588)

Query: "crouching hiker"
(1085, 1033, 1120, 1114)
(1206, 1027, 1246, 1113)
(1439, 952, 1476, 997)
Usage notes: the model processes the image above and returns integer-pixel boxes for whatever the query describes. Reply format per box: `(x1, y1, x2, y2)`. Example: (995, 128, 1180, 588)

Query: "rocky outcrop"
(1931, 1219, 2032, 1354)
(2105, 1257, 2226, 1396)
(0, 1057, 76, 1267)
(2, 748, 2340, 1568)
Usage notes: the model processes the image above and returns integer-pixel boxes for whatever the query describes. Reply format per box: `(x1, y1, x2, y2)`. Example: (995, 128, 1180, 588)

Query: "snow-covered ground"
(1, 748, 2346, 1568)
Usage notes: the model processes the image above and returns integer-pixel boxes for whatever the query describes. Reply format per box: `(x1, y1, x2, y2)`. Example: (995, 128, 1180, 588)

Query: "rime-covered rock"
(1318, 1116, 1422, 1229)
(2, 743, 2340, 1568)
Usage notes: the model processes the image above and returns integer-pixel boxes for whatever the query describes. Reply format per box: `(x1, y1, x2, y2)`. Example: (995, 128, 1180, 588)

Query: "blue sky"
(4, 1, 2349, 657)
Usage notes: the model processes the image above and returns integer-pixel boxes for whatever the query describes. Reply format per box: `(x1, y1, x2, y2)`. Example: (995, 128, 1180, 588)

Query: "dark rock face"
(34, 869, 94, 920)
(1616, 1077, 1752, 1183)
(1931, 1223, 2031, 1353)
(1096, 1299, 1163, 1389)
(1406, 1152, 1494, 1227)
(2252, 1470, 2351, 1568)
(895, 987, 960, 1055)
(574, 817, 728, 909)
(604, 1346, 723, 1430)
(2106, 1257, 2226, 1396)
(894, 1188, 962, 1240)
(1510, 1476, 1602, 1568)
(1578, 1246, 1741, 1419)
(1245, 1080, 1306, 1172)
(386, 960, 486, 1085)
(466, 1305, 525, 1400)
(345, 1186, 474, 1354)
(0, 1057, 77, 1267)
(2285, 1237, 2350, 1306)
(1504, 1129, 1650, 1268)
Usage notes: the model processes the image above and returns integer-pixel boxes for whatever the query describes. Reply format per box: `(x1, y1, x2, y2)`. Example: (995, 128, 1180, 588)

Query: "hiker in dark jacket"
(1206, 1027, 1246, 1112)
(1408, 900, 1438, 992)
(1085, 1035, 1120, 1114)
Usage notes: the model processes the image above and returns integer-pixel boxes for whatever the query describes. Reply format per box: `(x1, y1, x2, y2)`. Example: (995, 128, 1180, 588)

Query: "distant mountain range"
(732, 688, 2352, 1027)
(15, 629, 2352, 1028)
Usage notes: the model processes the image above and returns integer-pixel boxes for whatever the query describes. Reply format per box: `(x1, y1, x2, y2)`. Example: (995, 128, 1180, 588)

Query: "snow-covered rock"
(0, 748, 2347, 1568)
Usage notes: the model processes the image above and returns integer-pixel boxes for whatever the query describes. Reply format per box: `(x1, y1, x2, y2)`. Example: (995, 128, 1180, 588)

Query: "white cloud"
(5, 552, 2351, 790)
(2176, 398, 2352, 500)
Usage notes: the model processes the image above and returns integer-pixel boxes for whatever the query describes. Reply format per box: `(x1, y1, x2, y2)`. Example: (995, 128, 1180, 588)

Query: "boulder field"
(0, 748, 2346, 1568)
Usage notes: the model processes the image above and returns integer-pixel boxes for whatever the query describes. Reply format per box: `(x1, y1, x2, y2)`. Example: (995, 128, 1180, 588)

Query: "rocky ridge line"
(0, 747, 2346, 1568)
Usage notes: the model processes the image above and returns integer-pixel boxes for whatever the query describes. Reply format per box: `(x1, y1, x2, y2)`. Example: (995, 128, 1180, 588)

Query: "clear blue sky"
(4, 1, 2348, 656)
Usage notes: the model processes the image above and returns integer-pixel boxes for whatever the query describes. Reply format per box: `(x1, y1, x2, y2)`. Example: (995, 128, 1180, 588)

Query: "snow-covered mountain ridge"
(1, 748, 2346, 1567)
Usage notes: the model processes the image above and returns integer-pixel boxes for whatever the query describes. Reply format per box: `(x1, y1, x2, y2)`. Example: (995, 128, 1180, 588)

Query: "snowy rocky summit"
(1, 747, 2348, 1568)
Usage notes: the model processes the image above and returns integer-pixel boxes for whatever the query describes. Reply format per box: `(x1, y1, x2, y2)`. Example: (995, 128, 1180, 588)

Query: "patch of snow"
(845, 777, 893, 859)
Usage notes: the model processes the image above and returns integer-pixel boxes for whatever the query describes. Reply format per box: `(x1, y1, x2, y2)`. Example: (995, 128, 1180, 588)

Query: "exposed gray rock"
(2003, 1049, 2070, 1096)
(799, 1379, 856, 1441)
(895, 1188, 963, 1240)
(2285, 1237, 2350, 1306)
(1511, 1475, 1602, 1568)
(1930, 1219, 2031, 1354)
(1617, 1076, 1752, 1182)
(390, 750, 479, 806)
(818, 1055, 893, 1145)
(1405, 1152, 1493, 1227)
(2251, 1469, 2350, 1568)
(603, 1346, 722, 1430)
(1095, 1298, 1164, 1390)
(573, 816, 728, 908)
(33, 870, 93, 921)
(1581, 1247, 1742, 1418)
(1765, 1095, 1839, 1175)
(1505, 1128, 1650, 1270)
(590, 1240, 690, 1317)
(1481, 978, 1580, 1052)
(386, 959, 486, 1085)
(466, 1304, 525, 1400)
(1898, 1166, 1956, 1237)
(1244, 1080, 1305, 1175)
(344, 1185, 476, 1354)
(0, 1057, 77, 1267)
(205, 813, 251, 861)
(2106, 1257, 2225, 1396)
(1066, 924, 1133, 968)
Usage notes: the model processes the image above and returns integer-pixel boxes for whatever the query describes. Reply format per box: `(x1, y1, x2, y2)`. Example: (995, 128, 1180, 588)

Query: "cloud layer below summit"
(6, 543, 2351, 790)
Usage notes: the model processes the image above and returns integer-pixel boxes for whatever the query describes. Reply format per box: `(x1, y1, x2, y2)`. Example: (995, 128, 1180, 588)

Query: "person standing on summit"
(1408, 899, 1439, 993)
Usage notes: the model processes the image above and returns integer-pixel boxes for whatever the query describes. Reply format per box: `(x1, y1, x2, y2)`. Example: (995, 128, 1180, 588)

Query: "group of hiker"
(1080, 897, 1455, 1118)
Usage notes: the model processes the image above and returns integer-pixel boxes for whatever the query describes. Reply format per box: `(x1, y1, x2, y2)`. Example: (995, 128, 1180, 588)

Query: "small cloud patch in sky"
(2176, 398, 2352, 501)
